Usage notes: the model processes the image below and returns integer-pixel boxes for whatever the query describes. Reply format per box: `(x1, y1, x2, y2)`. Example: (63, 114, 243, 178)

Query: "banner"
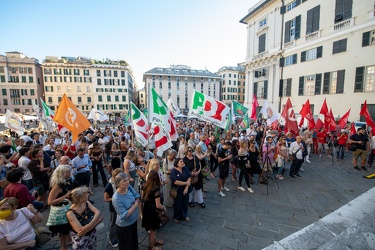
(188, 90, 230, 128)
(5, 110, 25, 135)
(259, 100, 279, 126)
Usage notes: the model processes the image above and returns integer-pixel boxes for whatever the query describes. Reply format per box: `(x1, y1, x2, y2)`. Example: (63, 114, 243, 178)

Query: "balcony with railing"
(333, 17, 355, 31)
(305, 30, 321, 41)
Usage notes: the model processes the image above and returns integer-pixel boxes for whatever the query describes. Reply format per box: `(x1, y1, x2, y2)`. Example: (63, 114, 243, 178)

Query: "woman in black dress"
(142, 170, 166, 250)
(110, 143, 122, 172)
(248, 139, 262, 184)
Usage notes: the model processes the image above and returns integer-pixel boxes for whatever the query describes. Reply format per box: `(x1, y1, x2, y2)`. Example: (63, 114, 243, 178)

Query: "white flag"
(5, 110, 25, 135)
(259, 100, 279, 126)
(87, 108, 109, 122)
(167, 97, 180, 116)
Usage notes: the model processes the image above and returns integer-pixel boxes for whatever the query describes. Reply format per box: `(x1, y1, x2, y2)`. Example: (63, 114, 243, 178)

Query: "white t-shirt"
(18, 156, 32, 181)
(0, 207, 36, 244)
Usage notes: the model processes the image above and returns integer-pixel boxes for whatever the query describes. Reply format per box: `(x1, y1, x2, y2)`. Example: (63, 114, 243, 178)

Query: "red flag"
(338, 109, 351, 128)
(281, 98, 298, 134)
(250, 94, 259, 120)
(299, 117, 305, 128)
(299, 99, 315, 129)
(350, 122, 356, 135)
(319, 98, 329, 116)
(315, 118, 324, 130)
(359, 100, 375, 128)
(327, 108, 336, 131)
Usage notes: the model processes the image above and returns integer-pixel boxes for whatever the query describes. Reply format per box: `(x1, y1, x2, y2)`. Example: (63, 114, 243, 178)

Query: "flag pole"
(145, 83, 151, 162)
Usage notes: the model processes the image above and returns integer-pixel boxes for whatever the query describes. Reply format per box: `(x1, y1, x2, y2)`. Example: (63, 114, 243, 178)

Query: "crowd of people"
(0, 117, 374, 250)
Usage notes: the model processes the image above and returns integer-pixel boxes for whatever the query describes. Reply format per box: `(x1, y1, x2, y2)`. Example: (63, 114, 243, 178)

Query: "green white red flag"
(150, 88, 170, 134)
(151, 124, 172, 157)
(131, 102, 148, 147)
(232, 101, 249, 117)
(188, 90, 230, 128)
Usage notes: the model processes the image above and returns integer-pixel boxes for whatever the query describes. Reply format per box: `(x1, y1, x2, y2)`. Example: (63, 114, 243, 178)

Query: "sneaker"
(300, 168, 305, 171)
(260, 180, 268, 184)
(247, 187, 254, 193)
(296, 174, 302, 178)
(361, 166, 368, 171)
(289, 175, 295, 179)
(306, 160, 311, 163)
(319, 154, 322, 158)
(222, 187, 230, 191)
(110, 240, 119, 248)
(278, 176, 284, 180)
(218, 191, 226, 197)
(238, 186, 246, 191)
(354, 166, 361, 171)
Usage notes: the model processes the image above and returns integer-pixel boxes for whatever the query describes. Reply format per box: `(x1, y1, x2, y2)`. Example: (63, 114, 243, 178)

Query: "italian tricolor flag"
(131, 102, 148, 147)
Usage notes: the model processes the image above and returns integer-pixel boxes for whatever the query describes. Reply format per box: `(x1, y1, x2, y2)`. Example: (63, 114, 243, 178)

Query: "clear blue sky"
(0, 0, 258, 88)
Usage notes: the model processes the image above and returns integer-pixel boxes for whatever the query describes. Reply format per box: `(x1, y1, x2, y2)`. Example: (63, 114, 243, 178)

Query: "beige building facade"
(217, 66, 246, 105)
(0, 51, 44, 114)
(143, 65, 221, 114)
(241, 0, 375, 121)
(42, 57, 135, 116)
(138, 88, 146, 111)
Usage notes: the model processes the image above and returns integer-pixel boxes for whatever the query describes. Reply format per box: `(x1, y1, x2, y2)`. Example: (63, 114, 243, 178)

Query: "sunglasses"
(188, 149, 194, 152)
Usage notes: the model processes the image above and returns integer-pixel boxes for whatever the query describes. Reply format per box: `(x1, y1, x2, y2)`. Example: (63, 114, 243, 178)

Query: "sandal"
(200, 203, 206, 208)
(189, 202, 194, 207)
(155, 239, 165, 245)
(151, 246, 162, 250)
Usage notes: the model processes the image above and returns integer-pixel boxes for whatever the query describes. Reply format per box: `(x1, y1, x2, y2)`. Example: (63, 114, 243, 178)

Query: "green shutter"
(295, 15, 301, 39)
(362, 32, 370, 47)
(354, 67, 364, 92)
(279, 79, 284, 97)
(317, 46, 323, 58)
(299, 76, 304, 96)
(315, 74, 322, 95)
(336, 70, 345, 94)
(323, 72, 330, 94)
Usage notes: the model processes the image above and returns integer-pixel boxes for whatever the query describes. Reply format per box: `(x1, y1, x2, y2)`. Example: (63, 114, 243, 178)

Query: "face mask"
(0, 209, 12, 220)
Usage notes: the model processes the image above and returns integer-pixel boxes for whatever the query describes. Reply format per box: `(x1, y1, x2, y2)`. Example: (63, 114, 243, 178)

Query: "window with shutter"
(315, 74, 322, 95)
(299, 76, 304, 96)
(334, 0, 352, 23)
(333, 39, 347, 54)
(279, 80, 284, 97)
(336, 70, 345, 93)
(258, 34, 266, 53)
(354, 67, 364, 92)
(264, 80, 268, 99)
(284, 20, 291, 43)
(323, 72, 330, 94)
(286, 79, 292, 96)
(306, 5, 320, 35)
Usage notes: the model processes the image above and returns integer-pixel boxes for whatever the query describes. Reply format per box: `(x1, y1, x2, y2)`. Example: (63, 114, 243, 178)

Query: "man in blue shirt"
(71, 148, 92, 187)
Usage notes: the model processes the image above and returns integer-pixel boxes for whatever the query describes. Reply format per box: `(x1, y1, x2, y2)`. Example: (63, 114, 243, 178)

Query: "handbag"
(169, 186, 178, 199)
(291, 148, 301, 160)
(46, 200, 71, 226)
(79, 204, 95, 226)
(190, 155, 199, 185)
(201, 166, 210, 178)
(21, 210, 52, 246)
(156, 208, 170, 226)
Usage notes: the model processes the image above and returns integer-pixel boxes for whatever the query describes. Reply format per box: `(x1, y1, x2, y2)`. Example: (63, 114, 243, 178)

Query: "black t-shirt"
(350, 134, 368, 150)
(183, 156, 200, 172)
(218, 147, 230, 167)
(104, 183, 115, 212)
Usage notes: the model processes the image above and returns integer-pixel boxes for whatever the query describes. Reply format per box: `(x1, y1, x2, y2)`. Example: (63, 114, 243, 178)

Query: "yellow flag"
(53, 94, 90, 142)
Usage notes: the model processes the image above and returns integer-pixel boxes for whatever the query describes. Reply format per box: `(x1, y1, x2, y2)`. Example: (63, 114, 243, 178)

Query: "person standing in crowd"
(123, 150, 137, 188)
(285, 132, 295, 148)
(104, 168, 124, 248)
(27, 148, 50, 205)
(237, 140, 254, 193)
(367, 135, 375, 168)
(135, 151, 148, 195)
(209, 135, 218, 179)
(217, 141, 232, 197)
(66, 186, 103, 250)
(336, 129, 348, 161)
(142, 170, 166, 250)
(349, 127, 370, 171)
(163, 150, 177, 208)
(71, 148, 92, 188)
(230, 139, 239, 181)
(317, 128, 330, 157)
(170, 158, 191, 223)
(63, 140, 77, 160)
(112, 173, 141, 250)
(188, 132, 198, 149)
(48, 165, 72, 250)
(186, 145, 204, 208)
(17, 147, 33, 190)
(0, 197, 43, 249)
(260, 136, 275, 184)
(110, 143, 122, 173)
(289, 136, 305, 178)
(276, 137, 288, 180)
(177, 136, 186, 158)
(304, 131, 313, 163)
(89, 142, 107, 187)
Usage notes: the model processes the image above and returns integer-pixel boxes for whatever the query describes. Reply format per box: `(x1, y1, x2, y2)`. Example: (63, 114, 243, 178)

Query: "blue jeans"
(336, 145, 346, 160)
(277, 158, 286, 175)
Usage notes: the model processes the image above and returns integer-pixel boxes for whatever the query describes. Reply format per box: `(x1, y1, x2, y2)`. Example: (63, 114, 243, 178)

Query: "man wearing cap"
(336, 129, 348, 161)
(348, 127, 369, 171)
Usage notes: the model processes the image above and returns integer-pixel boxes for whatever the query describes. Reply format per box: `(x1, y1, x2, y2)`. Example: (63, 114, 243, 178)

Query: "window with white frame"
(257, 82, 264, 98)
(306, 48, 317, 60)
(304, 75, 315, 96)
(330, 72, 337, 93)
(365, 66, 375, 92)
(286, 1, 296, 12)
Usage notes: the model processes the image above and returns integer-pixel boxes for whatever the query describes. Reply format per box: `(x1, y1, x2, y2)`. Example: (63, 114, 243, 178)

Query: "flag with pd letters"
(189, 90, 230, 128)
(150, 88, 170, 134)
(53, 94, 91, 142)
(131, 102, 148, 147)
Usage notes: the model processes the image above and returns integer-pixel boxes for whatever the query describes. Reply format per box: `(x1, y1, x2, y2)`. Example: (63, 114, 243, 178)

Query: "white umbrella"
(176, 114, 187, 118)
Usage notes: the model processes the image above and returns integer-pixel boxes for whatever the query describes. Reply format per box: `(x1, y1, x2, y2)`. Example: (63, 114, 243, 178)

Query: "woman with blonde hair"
(147, 159, 167, 203)
(123, 150, 137, 188)
(66, 186, 103, 250)
(0, 197, 43, 249)
(48, 165, 73, 250)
